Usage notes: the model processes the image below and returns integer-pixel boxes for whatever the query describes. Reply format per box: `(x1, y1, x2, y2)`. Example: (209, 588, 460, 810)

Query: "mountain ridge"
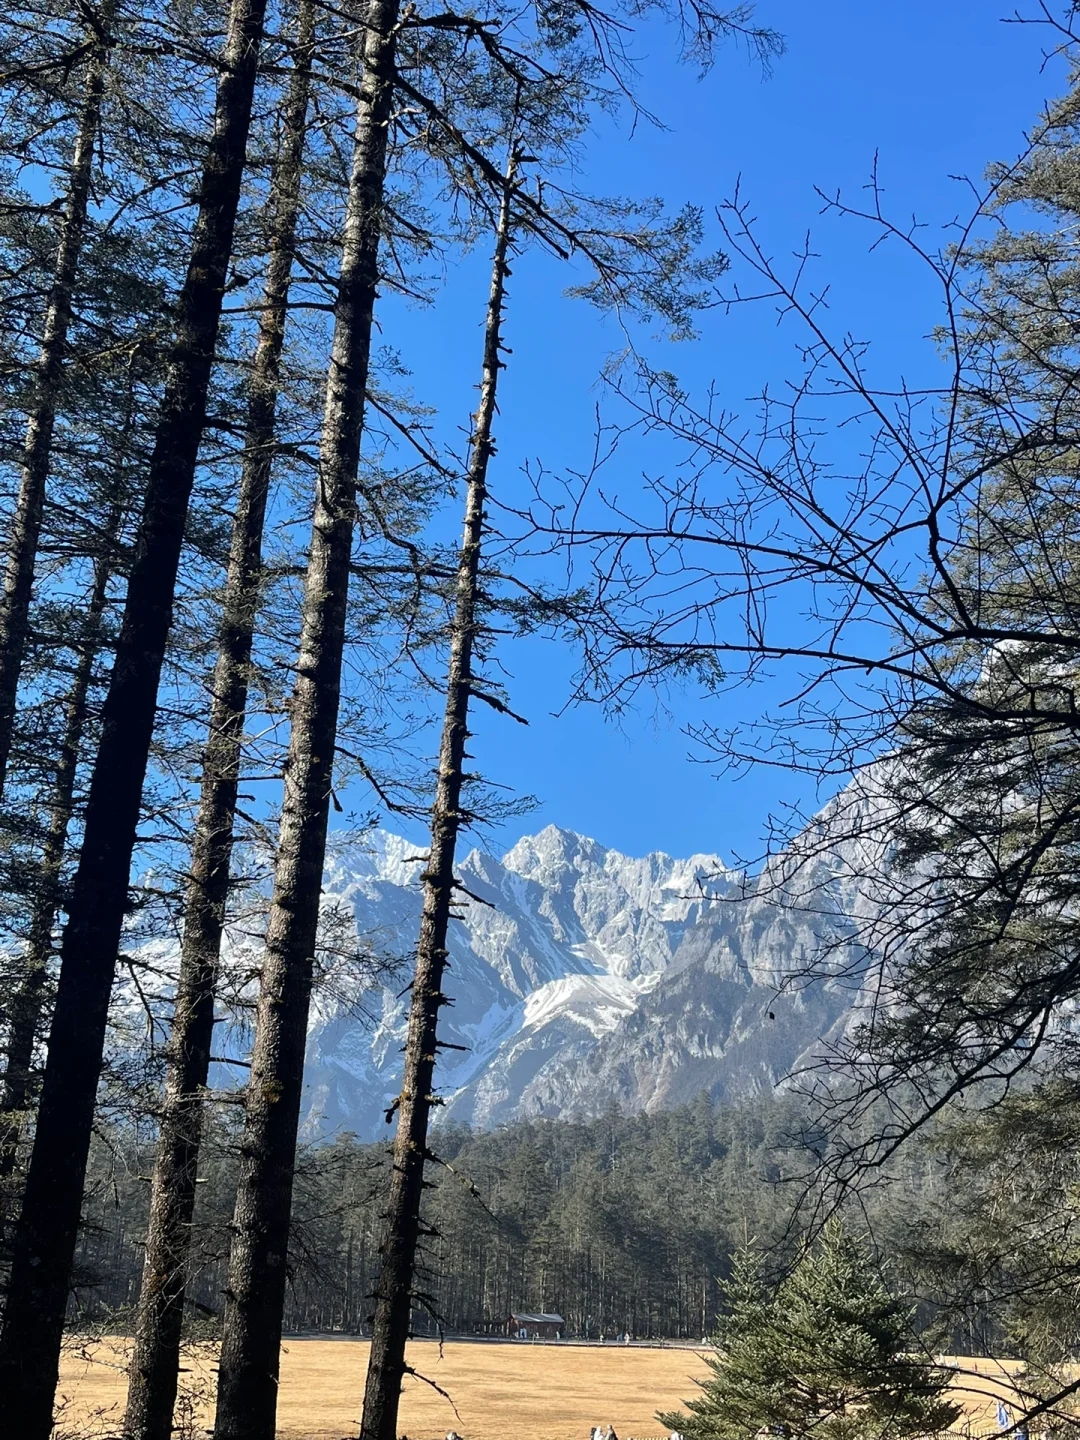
(297, 818, 863, 1139)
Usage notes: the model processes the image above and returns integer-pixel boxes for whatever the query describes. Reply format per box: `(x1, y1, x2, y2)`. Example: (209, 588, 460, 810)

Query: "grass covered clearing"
(54, 1338, 1041, 1440)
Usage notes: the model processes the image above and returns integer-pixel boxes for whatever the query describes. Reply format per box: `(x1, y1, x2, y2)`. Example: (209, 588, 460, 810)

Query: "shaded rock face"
(298, 818, 870, 1140)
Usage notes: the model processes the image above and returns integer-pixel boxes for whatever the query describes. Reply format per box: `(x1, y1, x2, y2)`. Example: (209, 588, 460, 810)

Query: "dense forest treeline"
(66, 1090, 1062, 1361)
(75, 1096, 777, 1343)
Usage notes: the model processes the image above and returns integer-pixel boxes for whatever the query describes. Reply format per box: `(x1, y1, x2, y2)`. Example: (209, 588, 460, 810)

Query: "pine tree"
(0, 483, 124, 1237)
(210, 2, 400, 1433)
(0, 254, 161, 1238)
(120, 8, 317, 1437)
(661, 1223, 959, 1440)
(360, 140, 518, 1440)
(812, 65, 1080, 1135)
(0, 0, 269, 1429)
(0, 0, 114, 800)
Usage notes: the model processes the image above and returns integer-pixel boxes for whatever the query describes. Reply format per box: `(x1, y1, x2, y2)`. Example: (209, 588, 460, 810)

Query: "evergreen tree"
(795, 62, 1080, 1170)
(211, 3, 401, 1431)
(360, 138, 518, 1440)
(661, 1223, 959, 1440)
(121, 7, 318, 1436)
(0, 0, 270, 1429)
(0, 0, 114, 801)
(513, 27, 1080, 1217)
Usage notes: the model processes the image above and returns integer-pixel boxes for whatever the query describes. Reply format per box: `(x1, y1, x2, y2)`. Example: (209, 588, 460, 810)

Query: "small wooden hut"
(507, 1310, 564, 1340)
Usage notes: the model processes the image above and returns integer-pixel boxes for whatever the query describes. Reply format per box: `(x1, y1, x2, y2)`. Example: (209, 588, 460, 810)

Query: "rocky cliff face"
(298, 814, 873, 1140)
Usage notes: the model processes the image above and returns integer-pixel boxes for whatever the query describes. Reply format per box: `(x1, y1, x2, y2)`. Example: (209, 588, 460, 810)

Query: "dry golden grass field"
(53, 1338, 1043, 1440)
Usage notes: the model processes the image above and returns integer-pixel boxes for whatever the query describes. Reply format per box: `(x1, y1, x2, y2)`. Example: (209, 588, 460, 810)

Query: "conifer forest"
(6, 1, 1080, 1438)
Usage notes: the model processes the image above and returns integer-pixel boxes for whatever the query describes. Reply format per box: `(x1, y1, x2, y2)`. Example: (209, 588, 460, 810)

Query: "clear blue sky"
(349, 0, 1069, 867)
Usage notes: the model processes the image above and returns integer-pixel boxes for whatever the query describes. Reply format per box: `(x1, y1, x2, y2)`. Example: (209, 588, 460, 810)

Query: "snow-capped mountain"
(298, 817, 872, 1139)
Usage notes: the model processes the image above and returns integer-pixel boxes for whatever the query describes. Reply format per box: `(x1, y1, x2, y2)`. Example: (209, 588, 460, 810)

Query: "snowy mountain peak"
(325, 829, 425, 891)
(502, 823, 604, 876)
(503, 823, 729, 891)
(300, 820, 856, 1139)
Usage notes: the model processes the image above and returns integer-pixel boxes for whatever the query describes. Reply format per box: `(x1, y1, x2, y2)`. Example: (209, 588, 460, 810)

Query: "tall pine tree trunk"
(0, 14, 112, 799)
(0, 0, 267, 1432)
(212, 4, 398, 1434)
(122, 7, 315, 1436)
(359, 159, 515, 1440)
(0, 506, 119, 1234)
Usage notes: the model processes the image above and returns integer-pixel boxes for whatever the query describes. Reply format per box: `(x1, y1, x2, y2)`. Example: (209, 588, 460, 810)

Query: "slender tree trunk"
(211, 4, 398, 1436)
(0, 357, 136, 1238)
(121, 9, 315, 1436)
(360, 158, 515, 1440)
(0, 19, 111, 799)
(0, 514, 118, 1234)
(0, 0, 267, 1431)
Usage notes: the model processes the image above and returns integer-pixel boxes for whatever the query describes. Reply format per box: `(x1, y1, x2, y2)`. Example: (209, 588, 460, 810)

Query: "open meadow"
(55, 1339, 1038, 1440)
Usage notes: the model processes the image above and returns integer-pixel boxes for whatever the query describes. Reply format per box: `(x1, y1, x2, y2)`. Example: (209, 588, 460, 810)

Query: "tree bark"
(0, 509, 118, 1236)
(121, 8, 315, 1436)
(0, 0, 268, 1432)
(211, 3, 398, 1436)
(0, 15, 111, 800)
(360, 157, 515, 1440)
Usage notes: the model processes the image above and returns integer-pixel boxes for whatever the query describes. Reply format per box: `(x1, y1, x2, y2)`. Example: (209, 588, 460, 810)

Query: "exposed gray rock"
(296, 816, 871, 1139)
